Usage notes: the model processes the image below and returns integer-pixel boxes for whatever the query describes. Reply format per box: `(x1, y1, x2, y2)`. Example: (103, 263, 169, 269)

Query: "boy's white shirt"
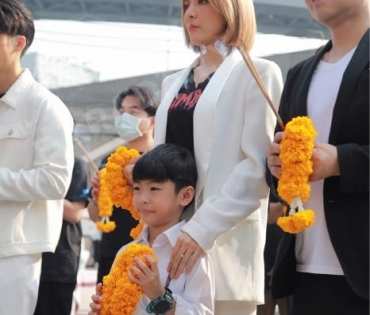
(113, 221, 215, 315)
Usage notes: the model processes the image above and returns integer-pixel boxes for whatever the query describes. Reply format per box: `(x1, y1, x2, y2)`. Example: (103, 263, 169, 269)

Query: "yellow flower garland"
(105, 146, 143, 236)
(96, 168, 116, 233)
(277, 116, 317, 233)
(130, 221, 144, 240)
(101, 243, 156, 315)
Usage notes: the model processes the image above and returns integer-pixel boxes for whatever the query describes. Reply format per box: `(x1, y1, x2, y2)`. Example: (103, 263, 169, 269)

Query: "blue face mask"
(114, 113, 143, 141)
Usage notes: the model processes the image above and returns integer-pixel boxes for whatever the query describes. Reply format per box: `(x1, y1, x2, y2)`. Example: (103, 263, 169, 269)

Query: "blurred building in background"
(20, 0, 329, 39)
(18, 0, 328, 171)
(51, 48, 319, 168)
(22, 53, 100, 89)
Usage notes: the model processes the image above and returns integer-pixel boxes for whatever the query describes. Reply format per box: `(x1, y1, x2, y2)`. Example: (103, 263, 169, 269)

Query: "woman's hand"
(267, 132, 284, 178)
(128, 255, 165, 300)
(167, 232, 204, 279)
(88, 283, 103, 315)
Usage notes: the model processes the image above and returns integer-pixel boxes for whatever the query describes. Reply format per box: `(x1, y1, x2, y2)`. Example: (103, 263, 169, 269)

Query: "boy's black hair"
(0, 0, 35, 56)
(115, 85, 158, 117)
(133, 144, 197, 194)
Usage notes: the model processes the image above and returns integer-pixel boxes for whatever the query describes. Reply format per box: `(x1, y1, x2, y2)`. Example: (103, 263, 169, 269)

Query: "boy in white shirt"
(89, 144, 215, 315)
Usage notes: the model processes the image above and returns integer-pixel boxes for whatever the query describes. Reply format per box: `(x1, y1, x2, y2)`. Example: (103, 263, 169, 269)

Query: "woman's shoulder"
(163, 56, 200, 84)
(249, 57, 281, 75)
(163, 69, 186, 84)
(230, 55, 282, 83)
(161, 68, 187, 93)
(160, 65, 195, 97)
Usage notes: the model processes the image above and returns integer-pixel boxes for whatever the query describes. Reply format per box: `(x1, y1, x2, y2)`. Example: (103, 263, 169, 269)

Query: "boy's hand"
(168, 232, 204, 279)
(128, 255, 165, 300)
(88, 283, 103, 315)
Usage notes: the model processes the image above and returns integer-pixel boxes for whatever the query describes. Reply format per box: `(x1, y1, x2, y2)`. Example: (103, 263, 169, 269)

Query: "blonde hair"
(182, 0, 256, 53)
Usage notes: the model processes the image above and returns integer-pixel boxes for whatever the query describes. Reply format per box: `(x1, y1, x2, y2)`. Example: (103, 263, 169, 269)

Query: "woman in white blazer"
(154, 0, 283, 314)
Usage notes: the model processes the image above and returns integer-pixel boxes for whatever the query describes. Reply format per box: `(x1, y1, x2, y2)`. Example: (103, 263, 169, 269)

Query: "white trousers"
(0, 253, 42, 315)
(215, 301, 257, 315)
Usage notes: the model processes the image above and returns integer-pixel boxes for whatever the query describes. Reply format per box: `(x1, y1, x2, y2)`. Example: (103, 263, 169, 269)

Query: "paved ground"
(75, 267, 97, 315)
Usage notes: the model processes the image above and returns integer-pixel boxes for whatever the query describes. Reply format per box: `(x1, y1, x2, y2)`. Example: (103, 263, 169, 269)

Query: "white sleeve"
(182, 61, 283, 251)
(173, 255, 215, 315)
(0, 98, 74, 201)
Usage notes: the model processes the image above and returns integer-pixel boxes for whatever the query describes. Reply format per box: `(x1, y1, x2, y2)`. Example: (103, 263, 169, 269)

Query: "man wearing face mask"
(87, 85, 158, 283)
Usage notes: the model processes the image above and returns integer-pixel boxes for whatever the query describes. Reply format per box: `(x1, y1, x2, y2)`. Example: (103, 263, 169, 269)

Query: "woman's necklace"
(193, 65, 217, 87)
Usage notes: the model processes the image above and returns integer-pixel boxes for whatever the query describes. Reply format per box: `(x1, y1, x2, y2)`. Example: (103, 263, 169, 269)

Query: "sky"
(27, 20, 328, 82)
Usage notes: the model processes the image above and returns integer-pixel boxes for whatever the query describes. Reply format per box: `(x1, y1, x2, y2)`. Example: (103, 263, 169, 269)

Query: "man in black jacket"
(267, 1, 369, 314)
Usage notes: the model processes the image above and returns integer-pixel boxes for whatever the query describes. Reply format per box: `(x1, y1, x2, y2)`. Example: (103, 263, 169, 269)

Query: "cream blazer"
(0, 69, 74, 258)
(154, 49, 283, 303)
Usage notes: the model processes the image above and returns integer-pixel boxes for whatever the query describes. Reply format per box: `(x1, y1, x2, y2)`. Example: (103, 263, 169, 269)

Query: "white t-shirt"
(295, 47, 356, 275)
(114, 221, 215, 315)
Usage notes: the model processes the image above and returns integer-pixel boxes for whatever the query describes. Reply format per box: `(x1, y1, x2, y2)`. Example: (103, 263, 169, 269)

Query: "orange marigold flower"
(130, 221, 144, 240)
(101, 243, 156, 315)
(277, 209, 315, 234)
(277, 117, 317, 233)
(96, 168, 116, 233)
(103, 146, 143, 237)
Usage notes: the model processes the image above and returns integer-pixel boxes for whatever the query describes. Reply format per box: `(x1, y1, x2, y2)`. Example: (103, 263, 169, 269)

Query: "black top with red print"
(165, 69, 214, 157)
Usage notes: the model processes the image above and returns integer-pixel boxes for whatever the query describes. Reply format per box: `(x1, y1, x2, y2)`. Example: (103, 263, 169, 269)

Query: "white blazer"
(154, 49, 283, 302)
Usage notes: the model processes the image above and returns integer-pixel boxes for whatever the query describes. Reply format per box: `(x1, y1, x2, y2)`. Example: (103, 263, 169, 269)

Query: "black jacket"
(269, 29, 369, 300)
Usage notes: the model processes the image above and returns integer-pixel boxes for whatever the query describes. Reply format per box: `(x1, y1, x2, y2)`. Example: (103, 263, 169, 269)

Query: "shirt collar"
(1, 69, 34, 109)
(136, 220, 186, 248)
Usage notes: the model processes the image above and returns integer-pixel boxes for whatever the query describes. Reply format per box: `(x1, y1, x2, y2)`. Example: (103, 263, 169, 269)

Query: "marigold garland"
(277, 198, 315, 233)
(101, 243, 156, 315)
(105, 146, 143, 236)
(277, 116, 317, 234)
(130, 221, 144, 240)
(96, 168, 116, 233)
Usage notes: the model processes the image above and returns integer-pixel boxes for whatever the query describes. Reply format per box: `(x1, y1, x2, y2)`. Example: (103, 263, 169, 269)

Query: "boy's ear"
(179, 186, 195, 207)
(12, 35, 26, 54)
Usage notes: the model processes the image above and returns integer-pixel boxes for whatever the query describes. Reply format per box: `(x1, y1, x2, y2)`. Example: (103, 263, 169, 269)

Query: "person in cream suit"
(0, 1, 74, 314)
(154, 0, 283, 314)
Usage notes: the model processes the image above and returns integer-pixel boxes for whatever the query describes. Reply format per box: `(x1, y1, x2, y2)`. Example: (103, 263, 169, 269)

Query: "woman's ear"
(179, 186, 195, 207)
